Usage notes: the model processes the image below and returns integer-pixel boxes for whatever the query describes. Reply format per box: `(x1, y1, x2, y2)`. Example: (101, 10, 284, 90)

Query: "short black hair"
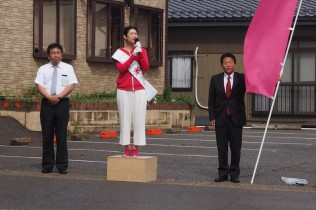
(220, 52, 236, 64)
(47, 43, 63, 54)
(123, 26, 138, 36)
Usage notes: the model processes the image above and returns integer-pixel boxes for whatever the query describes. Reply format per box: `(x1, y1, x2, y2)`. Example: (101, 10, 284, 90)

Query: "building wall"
(0, 0, 37, 96)
(0, 0, 166, 97)
(171, 53, 247, 118)
(168, 26, 248, 54)
(168, 24, 316, 122)
(169, 25, 316, 53)
(168, 26, 247, 118)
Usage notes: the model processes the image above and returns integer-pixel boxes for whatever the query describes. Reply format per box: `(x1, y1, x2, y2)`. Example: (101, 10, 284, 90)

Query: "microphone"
(135, 38, 141, 48)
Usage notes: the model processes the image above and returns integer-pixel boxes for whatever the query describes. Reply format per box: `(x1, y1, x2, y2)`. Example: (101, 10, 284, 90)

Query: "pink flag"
(244, 0, 298, 98)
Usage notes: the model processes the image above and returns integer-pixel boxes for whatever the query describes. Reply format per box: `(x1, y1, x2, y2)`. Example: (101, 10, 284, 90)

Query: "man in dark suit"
(208, 52, 246, 183)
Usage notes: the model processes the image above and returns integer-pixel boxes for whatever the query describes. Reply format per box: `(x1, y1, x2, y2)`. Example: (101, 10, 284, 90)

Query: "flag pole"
(251, 0, 304, 184)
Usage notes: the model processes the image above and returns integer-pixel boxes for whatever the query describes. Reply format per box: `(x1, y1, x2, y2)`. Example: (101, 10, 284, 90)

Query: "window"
(167, 52, 193, 91)
(134, 7, 163, 66)
(87, 0, 124, 62)
(253, 37, 316, 116)
(33, 0, 76, 60)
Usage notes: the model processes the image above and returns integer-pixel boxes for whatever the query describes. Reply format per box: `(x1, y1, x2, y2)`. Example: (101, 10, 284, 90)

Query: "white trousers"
(117, 89, 147, 146)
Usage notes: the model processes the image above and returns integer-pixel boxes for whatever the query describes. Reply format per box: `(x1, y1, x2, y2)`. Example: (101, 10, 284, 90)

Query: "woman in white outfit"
(112, 26, 150, 157)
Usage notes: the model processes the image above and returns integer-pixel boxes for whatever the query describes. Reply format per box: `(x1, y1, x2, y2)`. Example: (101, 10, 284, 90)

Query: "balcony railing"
(251, 84, 316, 116)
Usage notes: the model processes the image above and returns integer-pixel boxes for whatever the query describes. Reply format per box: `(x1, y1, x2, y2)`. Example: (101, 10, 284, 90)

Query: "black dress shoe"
(214, 177, 228, 182)
(58, 170, 68, 174)
(231, 178, 240, 183)
(42, 168, 52, 173)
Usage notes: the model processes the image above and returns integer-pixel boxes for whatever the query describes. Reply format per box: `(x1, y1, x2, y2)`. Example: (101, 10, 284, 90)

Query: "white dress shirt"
(224, 72, 234, 91)
(34, 61, 78, 98)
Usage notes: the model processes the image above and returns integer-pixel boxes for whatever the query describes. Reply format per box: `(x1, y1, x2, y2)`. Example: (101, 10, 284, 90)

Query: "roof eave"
(168, 17, 316, 27)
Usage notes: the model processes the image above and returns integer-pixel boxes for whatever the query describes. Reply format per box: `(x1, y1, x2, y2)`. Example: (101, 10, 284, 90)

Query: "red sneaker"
(122, 145, 131, 157)
(131, 146, 139, 157)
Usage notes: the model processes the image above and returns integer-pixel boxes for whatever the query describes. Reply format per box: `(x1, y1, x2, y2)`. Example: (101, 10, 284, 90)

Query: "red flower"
(3, 101, 9, 108)
(15, 103, 22, 109)
(36, 103, 41, 111)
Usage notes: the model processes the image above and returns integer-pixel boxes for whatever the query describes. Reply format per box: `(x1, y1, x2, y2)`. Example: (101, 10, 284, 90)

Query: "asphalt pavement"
(0, 116, 315, 210)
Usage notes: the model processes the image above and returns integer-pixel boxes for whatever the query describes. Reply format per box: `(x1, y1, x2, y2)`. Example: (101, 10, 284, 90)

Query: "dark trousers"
(215, 116, 243, 179)
(40, 98, 70, 171)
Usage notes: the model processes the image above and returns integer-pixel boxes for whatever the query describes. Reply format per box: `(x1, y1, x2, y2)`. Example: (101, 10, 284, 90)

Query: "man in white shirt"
(35, 43, 78, 174)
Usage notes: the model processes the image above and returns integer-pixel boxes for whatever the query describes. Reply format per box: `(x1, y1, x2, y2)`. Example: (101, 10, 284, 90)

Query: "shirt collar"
(50, 61, 61, 68)
(224, 72, 234, 79)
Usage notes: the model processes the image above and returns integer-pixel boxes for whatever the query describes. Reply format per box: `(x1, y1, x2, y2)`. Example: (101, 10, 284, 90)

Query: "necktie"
(226, 76, 231, 98)
(226, 76, 231, 115)
(51, 66, 58, 95)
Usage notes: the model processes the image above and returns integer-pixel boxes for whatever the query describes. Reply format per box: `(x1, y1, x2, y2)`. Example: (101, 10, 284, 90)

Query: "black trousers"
(215, 115, 243, 179)
(40, 98, 70, 171)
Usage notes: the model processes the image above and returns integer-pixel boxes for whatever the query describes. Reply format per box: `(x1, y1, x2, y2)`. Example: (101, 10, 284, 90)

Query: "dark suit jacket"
(208, 72, 246, 127)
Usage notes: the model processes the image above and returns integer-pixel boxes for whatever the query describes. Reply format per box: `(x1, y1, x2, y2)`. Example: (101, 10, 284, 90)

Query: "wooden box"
(107, 155, 157, 182)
